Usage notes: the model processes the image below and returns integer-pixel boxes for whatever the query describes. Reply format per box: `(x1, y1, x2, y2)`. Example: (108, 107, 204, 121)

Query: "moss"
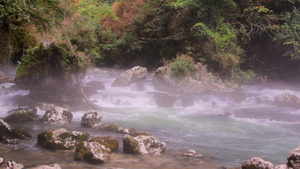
(99, 123, 119, 132)
(10, 128, 31, 139)
(128, 128, 149, 137)
(4, 111, 39, 123)
(89, 137, 119, 152)
(37, 131, 53, 147)
(123, 136, 140, 154)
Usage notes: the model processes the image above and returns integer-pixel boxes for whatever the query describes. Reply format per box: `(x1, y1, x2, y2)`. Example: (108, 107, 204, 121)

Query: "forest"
(0, 0, 300, 83)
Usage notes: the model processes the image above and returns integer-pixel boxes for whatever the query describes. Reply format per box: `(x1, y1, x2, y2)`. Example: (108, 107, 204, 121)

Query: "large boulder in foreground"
(37, 128, 89, 150)
(152, 62, 235, 94)
(112, 66, 147, 87)
(4, 107, 39, 123)
(81, 110, 102, 128)
(41, 107, 73, 124)
(89, 136, 119, 152)
(123, 134, 166, 155)
(274, 93, 300, 109)
(0, 119, 31, 144)
(74, 141, 110, 164)
(0, 158, 24, 169)
(287, 146, 300, 169)
(242, 157, 274, 169)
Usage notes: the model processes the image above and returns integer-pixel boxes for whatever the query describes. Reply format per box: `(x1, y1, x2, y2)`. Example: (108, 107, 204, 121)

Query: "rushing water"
(0, 68, 300, 168)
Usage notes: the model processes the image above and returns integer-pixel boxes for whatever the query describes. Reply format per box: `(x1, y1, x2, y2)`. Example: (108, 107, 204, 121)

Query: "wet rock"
(0, 119, 31, 144)
(40, 107, 73, 124)
(30, 163, 61, 169)
(171, 149, 202, 158)
(37, 128, 89, 150)
(152, 62, 235, 94)
(123, 134, 166, 155)
(4, 107, 39, 123)
(99, 123, 149, 136)
(89, 136, 119, 152)
(0, 76, 14, 84)
(287, 146, 300, 169)
(275, 164, 288, 169)
(81, 110, 102, 128)
(74, 141, 110, 164)
(0, 159, 24, 169)
(112, 66, 147, 87)
(242, 157, 274, 169)
(274, 93, 300, 109)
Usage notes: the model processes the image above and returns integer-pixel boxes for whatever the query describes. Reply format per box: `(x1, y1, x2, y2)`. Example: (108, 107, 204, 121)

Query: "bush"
(169, 55, 196, 78)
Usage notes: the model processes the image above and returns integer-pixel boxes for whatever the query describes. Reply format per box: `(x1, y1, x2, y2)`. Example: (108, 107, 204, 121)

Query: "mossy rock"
(99, 123, 119, 132)
(74, 141, 110, 164)
(37, 128, 89, 150)
(123, 135, 140, 154)
(4, 107, 39, 123)
(89, 136, 119, 152)
(0, 119, 31, 144)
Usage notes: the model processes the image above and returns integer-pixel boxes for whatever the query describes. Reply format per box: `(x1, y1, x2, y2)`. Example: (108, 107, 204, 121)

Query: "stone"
(0, 76, 14, 84)
(274, 93, 300, 108)
(30, 163, 61, 169)
(89, 137, 119, 152)
(112, 66, 147, 87)
(0, 119, 31, 144)
(0, 160, 24, 169)
(74, 141, 110, 164)
(287, 146, 300, 168)
(81, 110, 102, 128)
(99, 123, 149, 136)
(123, 134, 166, 155)
(37, 128, 89, 150)
(4, 107, 39, 123)
(40, 107, 73, 124)
(242, 157, 274, 169)
(275, 164, 288, 169)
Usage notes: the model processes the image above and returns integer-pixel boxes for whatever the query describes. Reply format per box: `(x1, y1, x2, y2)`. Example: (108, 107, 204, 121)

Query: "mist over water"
(1, 68, 300, 167)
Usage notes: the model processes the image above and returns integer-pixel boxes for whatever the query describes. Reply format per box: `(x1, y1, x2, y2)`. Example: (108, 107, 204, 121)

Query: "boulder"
(274, 93, 300, 109)
(4, 107, 39, 123)
(89, 137, 119, 152)
(0, 158, 24, 169)
(287, 146, 300, 169)
(275, 164, 288, 169)
(99, 123, 149, 136)
(74, 141, 110, 164)
(242, 157, 274, 169)
(40, 107, 73, 124)
(112, 66, 147, 87)
(0, 76, 14, 84)
(81, 110, 102, 128)
(30, 163, 61, 169)
(123, 134, 166, 155)
(0, 119, 31, 144)
(37, 128, 89, 150)
(152, 62, 235, 94)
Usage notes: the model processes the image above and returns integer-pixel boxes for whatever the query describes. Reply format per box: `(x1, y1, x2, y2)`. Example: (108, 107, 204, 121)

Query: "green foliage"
(169, 56, 196, 78)
(231, 68, 256, 84)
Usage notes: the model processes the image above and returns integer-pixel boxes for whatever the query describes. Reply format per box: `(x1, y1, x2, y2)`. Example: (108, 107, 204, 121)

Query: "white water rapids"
(0, 68, 300, 167)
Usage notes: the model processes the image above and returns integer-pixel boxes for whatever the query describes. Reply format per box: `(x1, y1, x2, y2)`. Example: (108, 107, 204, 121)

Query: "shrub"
(169, 55, 196, 78)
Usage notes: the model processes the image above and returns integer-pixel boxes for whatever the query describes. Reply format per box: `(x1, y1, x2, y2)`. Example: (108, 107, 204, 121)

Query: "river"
(0, 68, 299, 168)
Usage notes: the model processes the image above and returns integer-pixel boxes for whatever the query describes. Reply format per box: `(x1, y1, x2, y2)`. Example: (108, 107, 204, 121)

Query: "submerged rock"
(123, 134, 166, 155)
(274, 93, 300, 109)
(40, 107, 73, 124)
(81, 110, 102, 128)
(242, 157, 274, 169)
(287, 146, 300, 169)
(0, 119, 31, 144)
(4, 107, 39, 123)
(37, 128, 89, 150)
(89, 136, 119, 152)
(112, 66, 147, 87)
(152, 62, 235, 94)
(30, 163, 61, 169)
(99, 123, 149, 136)
(74, 141, 110, 164)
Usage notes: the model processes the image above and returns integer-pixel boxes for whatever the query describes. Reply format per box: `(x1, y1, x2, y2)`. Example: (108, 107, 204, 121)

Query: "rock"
(152, 62, 235, 94)
(0, 119, 31, 144)
(83, 81, 105, 96)
(123, 134, 166, 155)
(112, 66, 147, 87)
(0, 76, 14, 84)
(37, 128, 89, 150)
(89, 137, 119, 152)
(275, 164, 288, 169)
(274, 93, 300, 108)
(81, 110, 102, 128)
(30, 163, 61, 169)
(0, 160, 24, 169)
(99, 123, 149, 136)
(74, 141, 110, 164)
(40, 107, 73, 124)
(171, 149, 202, 158)
(4, 107, 39, 123)
(287, 146, 300, 169)
(242, 157, 274, 169)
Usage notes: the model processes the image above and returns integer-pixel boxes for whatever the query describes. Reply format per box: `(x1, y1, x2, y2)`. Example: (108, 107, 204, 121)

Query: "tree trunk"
(0, 20, 12, 65)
